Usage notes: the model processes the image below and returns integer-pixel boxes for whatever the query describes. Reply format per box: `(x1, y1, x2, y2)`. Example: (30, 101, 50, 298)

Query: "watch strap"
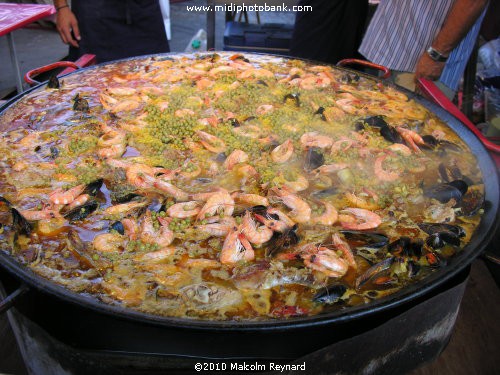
(427, 47, 448, 62)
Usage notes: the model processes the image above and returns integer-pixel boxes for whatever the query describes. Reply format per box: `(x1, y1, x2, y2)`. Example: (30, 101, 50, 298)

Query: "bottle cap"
(192, 39, 201, 49)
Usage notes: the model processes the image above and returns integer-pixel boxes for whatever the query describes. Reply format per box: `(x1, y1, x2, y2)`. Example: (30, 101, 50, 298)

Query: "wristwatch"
(426, 47, 448, 62)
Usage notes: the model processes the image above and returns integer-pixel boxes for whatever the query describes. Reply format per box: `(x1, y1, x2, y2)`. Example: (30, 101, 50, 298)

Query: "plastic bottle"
(185, 29, 207, 53)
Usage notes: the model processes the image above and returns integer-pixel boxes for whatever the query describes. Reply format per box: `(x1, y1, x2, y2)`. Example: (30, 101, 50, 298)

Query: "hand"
(56, 7, 80, 48)
(414, 52, 446, 83)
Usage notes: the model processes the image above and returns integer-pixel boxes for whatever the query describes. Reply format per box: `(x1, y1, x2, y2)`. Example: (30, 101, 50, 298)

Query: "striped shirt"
(359, 0, 487, 91)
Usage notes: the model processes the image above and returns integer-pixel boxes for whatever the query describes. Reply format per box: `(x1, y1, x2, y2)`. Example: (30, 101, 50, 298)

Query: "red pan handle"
(417, 78, 500, 154)
(337, 59, 391, 79)
(24, 61, 80, 86)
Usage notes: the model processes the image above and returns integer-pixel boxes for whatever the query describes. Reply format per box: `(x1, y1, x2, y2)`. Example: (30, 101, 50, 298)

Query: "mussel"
(425, 231, 461, 249)
(426, 251, 447, 268)
(83, 178, 104, 197)
(11, 208, 32, 236)
(407, 260, 421, 278)
(311, 187, 337, 199)
(113, 192, 141, 204)
(438, 163, 463, 183)
(340, 230, 389, 248)
(457, 186, 484, 217)
(313, 284, 347, 304)
(47, 75, 60, 89)
(0, 196, 12, 207)
(361, 115, 388, 128)
(355, 257, 394, 289)
(266, 224, 299, 258)
(388, 237, 423, 258)
(418, 222, 465, 237)
(304, 147, 324, 171)
(424, 179, 468, 204)
(283, 93, 300, 107)
(380, 124, 403, 144)
(110, 221, 125, 235)
(72, 93, 89, 112)
(314, 106, 327, 121)
(215, 152, 227, 163)
(228, 118, 240, 127)
(64, 200, 99, 222)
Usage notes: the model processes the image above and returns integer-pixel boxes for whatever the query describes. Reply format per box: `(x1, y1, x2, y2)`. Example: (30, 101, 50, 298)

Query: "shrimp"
(238, 68, 274, 79)
(20, 208, 62, 221)
(231, 192, 269, 207)
(271, 139, 294, 163)
(93, 232, 125, 253)
(196, 216, 237, 237)
(223, 149, 249, 170)
(167, 201, 200, 218)
(302, 245, 349, 278)
(339, 208, 382, 230)
(299, 75, 330, 90)
(345, 190, 380, 210)
(125, 164, 156, 189)
(196, 131, 226, 153)
(387, 143, 412, 156)
(197, 190, 235, 220)
(313, 163, 348, 175)
(254, 207, 294, 233)
(140, 211, 174, 247)
(270, 187, 311, 223)
(240, 211, 273, 245)
(232, 125, 264, 139)
(283, 174, 309, 192)
(49, 184, 86, 205)
(331, 233, 356, 269)
(149, 176, 189, 201)
(103, 201, 148, 216)
(122, 218, 139, 240)
(312, 202, 338, 225)
(66, 193, 90, 211)
(396, 127, 425, 153)
(107, 87, 137, 96)
(97, 143, 126, 159)
(374, 154, 399, 182)
(220, 229, 255, 265)
(134, 247, 175, 263)
(256, 104, 274, 115)
(300, 132, 334, 149)
(196, 78, 214, 90)
(209, 65, 236, 77)
(331, 138, 354, 154)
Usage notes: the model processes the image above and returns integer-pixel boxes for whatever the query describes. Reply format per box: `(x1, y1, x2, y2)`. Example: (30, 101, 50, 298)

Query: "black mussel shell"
(409, 238, 423, 258)
(304, 147, 324, 171)
(314, 106, 327, 121)
(353, 121, 365, 131)
(256, 80, 268, 87)
(426, 251, 447, 268)
(426, 230, 461, 249)
(422, 134, 438, 149)
(73, 94, 89, 112)
(458, 188, 484, 217)
(64, 201, 98, 222)
(266, 224, 299, 258)
(447, 179, 468, 196)
(407, 260, 420, 278)
(439, 140, 462, 153)
(341, 230, 389, 248)
(47, 75, 60, 89)
(423, 181, 465, 204)
(418, 222, 465, 237)
(388, 237, 411, 255)
(438, 163, 463, 182)
(380, 125, 403, 144)
(228, 118, 240, 127)
(215, 152, 227, 163)
(283, 93, 300, 107)
(313, 284, 347, 304)
(83, 179, 104, 197)
(340, 74, 352, 84)
(110, 221, 125, 235)
(311, 187, 337, 198)
(0, 196, 12, 207)
(50, 146, 59, 159)
(11, 208, 32, 236)
(355, 257, 394, 289)
(113, 193, 141, 204)
(363, 115, 388, 128)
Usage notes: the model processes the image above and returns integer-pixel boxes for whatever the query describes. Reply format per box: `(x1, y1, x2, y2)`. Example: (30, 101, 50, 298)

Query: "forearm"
(53, 0, 68, 9)
(431, 0, 488, 55)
